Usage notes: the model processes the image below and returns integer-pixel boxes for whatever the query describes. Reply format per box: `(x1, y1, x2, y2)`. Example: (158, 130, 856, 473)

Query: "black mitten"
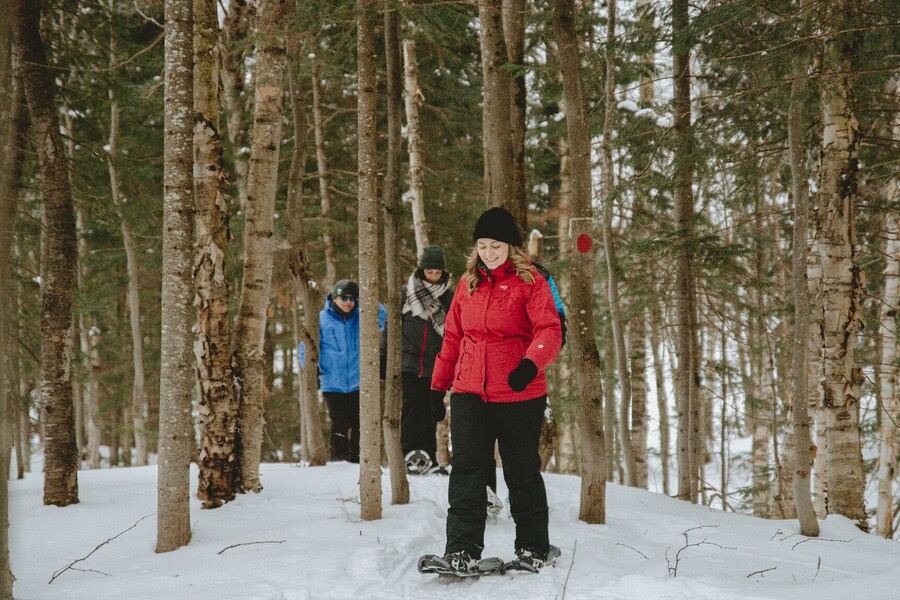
(431, 389, 447, 422)
(507, 358, 538, 392)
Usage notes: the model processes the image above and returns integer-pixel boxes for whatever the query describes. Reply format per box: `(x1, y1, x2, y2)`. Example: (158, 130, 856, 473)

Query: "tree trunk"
(12, 0, 80, 507)
(402, 40, 429, 255)
(220, 0, 251, 210)
(750, 194, 772, 518)
(552, 0, 606, 524)
(310, 57, 338, 290)
(383, 5, 410, 505)
(479, 0, 514, 211)
(787, 24, 819, 535)
(156, 0, 194, 553)
(285, 27, 328, 468)
(106, 12, 148, 465)
(234, 0, 287, 493)
(630, 313, 649, 489)
(598, 0, 635, 488)
(356, 0, 382, 522)
(502, 0, 527, 223)
(650, 305, 671, 495)
(0, 8, 19, 592)
(814, 0, 866, 529)
(672, 0, 698, 504)
(193, 0, 239, 506)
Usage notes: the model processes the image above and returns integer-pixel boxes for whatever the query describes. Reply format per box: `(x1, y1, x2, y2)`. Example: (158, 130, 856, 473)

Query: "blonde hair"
(463, 245, 534, 294)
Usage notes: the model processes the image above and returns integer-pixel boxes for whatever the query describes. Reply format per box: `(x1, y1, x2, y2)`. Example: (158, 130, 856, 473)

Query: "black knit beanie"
(332, 279, 359, 298)
(472, 207, 522, 246)
(419, 245, 446, 270)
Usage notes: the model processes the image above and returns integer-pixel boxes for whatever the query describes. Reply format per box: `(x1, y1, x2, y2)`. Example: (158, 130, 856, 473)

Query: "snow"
(10, 462, 900, 600)
(617, 100, 640, 113)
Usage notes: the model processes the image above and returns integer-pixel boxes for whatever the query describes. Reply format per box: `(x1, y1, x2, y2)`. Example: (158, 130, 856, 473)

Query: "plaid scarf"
(402, 271, 450, 335)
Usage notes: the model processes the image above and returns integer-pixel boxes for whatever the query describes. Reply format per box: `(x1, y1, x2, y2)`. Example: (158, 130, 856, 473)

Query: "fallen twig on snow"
(559, 540, 577, 600)
(665, 525, 735, 577)
(49, 514, 154, 584)
(217, 540, 286, 555)
(746, 566, 777, 578)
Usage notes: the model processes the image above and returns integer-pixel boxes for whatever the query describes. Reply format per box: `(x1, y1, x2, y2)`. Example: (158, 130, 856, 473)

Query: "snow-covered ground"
(9, 462, 900, 600)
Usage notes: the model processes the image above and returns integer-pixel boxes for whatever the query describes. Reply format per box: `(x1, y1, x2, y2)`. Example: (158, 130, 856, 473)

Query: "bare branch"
(50, 514, 154, 583)
(217, 540, 286, 555)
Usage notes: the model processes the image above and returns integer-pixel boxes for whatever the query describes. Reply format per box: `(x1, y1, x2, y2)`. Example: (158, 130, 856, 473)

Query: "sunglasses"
(338, 295, 357, 302)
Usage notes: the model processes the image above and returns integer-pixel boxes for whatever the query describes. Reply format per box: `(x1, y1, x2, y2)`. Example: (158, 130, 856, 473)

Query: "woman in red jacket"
(429, 207, 562, 574)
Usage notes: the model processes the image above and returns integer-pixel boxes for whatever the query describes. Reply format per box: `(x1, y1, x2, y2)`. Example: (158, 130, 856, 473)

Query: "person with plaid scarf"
(391, 245, 454, 472)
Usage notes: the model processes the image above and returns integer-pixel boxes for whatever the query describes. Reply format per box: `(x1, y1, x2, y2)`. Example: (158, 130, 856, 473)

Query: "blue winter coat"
(299, 295, 386, 394)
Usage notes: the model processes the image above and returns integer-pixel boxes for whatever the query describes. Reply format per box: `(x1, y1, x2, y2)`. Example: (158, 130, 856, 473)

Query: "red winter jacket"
(431, 259, 562, 402)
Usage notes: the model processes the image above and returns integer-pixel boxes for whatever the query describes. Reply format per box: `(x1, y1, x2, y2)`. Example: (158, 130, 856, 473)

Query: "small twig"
(746, 566, 777, 578)
(217, 540, 286, 555)
(615, 542, 649, 560)
(666, 526, 735, 577)
(791, 536, 852, 550)
(812, 556, 822, 582)
(50, 514, 154, 583)
(560, 540, 577, 600)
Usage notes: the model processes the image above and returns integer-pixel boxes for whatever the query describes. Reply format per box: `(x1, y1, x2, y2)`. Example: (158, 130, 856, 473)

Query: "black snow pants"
(323, 391, 360, 463)
(445, 393, 549, 558)
(401, 373, 438, 465)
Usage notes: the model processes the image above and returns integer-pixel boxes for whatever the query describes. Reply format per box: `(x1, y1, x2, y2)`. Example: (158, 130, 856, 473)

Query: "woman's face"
(476, 238, 510, 270)
(422, 268, 443, 284)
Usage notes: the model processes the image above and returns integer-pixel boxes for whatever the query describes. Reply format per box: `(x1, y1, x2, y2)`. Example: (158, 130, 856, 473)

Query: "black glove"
(431, 389, 447, 422)
(508, 358, 538, 392)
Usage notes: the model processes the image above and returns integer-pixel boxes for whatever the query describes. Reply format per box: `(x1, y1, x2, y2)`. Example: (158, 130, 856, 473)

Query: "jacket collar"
(325, 294, 358, 320)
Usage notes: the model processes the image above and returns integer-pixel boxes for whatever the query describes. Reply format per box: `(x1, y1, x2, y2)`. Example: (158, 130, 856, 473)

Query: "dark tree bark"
(12, 0, 79, 508)
(382, 1, 410, 505)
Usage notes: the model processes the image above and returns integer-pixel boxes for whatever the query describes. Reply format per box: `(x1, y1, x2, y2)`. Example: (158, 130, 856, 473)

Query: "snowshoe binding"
(417, 551, 503, 578)
(500, 545, 561, 574)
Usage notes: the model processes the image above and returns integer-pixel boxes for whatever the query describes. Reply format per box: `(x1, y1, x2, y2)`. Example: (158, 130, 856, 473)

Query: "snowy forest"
(0, 0, 898, 595)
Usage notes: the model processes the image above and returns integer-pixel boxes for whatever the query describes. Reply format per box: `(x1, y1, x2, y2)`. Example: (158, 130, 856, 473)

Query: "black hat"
(472, 207, 522, 247)
(419, 245, 446, 270)
(332, 279, 359, 298)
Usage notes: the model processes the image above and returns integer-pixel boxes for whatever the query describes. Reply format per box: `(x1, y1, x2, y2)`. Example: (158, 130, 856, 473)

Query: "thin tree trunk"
(0, 8, 18, 592)
(285, 27, 328, 468)
(106, 13, 148, 465)
(875, 77, 898, 537)
(310, 57, 338, 290)
(502, 0, 527, 223)
(630, 313, 648, 489)
(552, 0, 606, 524)
(479, 0, 515, 210)
(383, 4, 409, 504)
(787, 25, 819, 535)
(650, 305, 671, 495)
(402, 40, 429, 255)
(156, 0, 194, 553)
(750, 194, 772, 518)
(194, 0, 239, 505)
(234, 0, 287, 493)
(672, 0, 697, 504)
(598, 0, 635, 488)
(220, 0, 251, 210)
(814, 0, 866, 529)
(357, 0, 382, 522)
(13, 0, 79, 507)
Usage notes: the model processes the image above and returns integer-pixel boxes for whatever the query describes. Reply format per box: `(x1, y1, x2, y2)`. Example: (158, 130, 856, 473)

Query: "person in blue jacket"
(301, 279, 385, 463)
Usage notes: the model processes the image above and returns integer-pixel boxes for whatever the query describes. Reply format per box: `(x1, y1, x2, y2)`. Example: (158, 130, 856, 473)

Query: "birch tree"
(157, 0, 194, 553)
(356, 0, 382, 521)
(402, 40, 429, 254)
(12, 0, 80, 507)
(814, 0, 866, 528)
(234, 0, 287, 493)
(552, 0, 607, 524)
(194, 0, 239, 505)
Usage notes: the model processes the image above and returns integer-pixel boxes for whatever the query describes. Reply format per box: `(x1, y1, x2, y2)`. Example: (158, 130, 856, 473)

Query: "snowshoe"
(417, 551, 503, 578)
(500, 545, 561, 574)
(405, 450, 433, 475)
